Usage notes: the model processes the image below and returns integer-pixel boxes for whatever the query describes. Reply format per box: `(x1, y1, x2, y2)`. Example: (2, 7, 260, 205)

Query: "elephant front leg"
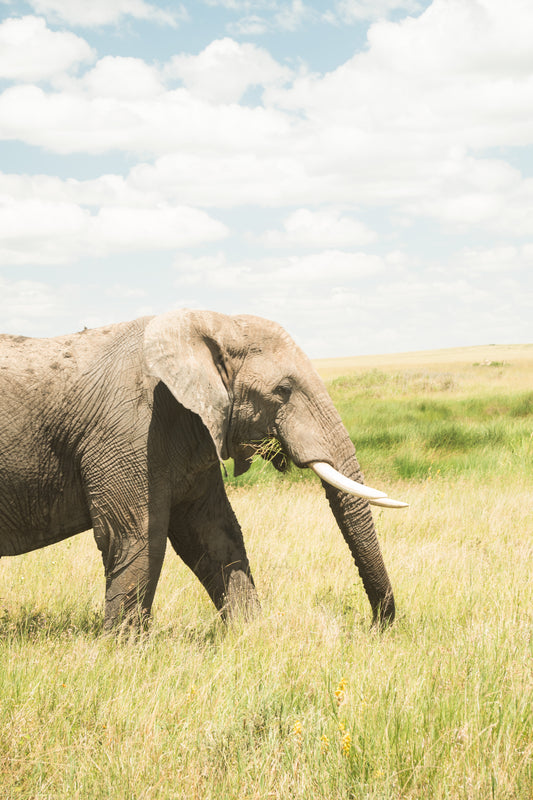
(168, 474, 260, 622)
(93, 521, 168, 633)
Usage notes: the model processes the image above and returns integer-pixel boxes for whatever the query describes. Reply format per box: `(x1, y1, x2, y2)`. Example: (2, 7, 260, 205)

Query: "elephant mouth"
(234, 437, 291, 475)
(249, 437, 291, 472)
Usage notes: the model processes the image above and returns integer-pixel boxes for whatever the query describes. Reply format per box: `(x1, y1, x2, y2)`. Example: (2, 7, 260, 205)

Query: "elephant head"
(144, 309, 406, 626)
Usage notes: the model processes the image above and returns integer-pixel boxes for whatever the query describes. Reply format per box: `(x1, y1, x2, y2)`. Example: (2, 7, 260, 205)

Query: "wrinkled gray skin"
(0, 310, 394, 631)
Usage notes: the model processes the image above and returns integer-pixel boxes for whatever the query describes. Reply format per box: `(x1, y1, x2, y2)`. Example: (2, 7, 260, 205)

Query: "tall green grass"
(228, 371, 533, 487)
(330, 372, 533, 483)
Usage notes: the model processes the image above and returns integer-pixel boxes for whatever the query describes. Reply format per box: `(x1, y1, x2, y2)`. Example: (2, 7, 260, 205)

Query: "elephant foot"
(220, 569, 261, 623)
(102, 602, 154, 639)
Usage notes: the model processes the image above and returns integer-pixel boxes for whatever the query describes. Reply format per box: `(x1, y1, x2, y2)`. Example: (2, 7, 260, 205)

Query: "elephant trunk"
(274, 372, 399, 626)
(319, 439, 395, 626)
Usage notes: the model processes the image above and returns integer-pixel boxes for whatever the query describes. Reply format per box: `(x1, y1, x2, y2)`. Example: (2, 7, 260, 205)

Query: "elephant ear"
(143, 309, 236, 461)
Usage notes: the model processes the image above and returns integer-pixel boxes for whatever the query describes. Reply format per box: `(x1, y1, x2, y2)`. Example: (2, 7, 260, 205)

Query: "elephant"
(0, 310, 407, 632)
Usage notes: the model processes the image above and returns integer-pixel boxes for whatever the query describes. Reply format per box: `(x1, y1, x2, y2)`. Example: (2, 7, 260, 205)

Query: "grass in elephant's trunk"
(242, 436, 291, 473)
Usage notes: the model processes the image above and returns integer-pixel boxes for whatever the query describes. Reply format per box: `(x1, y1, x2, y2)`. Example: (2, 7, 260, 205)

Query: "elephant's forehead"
(243, 341, 308, 373)
(234, 315, 294, 347)
(232, 315, 320, 381)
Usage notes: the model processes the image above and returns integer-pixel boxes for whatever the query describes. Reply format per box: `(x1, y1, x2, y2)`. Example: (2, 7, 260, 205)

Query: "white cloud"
(455, 244, 533, 275)
(207, 0, 317, 34)
(0, 77, 292, 156)
(0, 16, 94, 82)
(0, 198, 90, 264)
(0, 192, 228, 265)
(227, 15, 269, 35)
(266, 6, 533, 157)
(202, 0, 278, 7)
(0, 2, 532, 354)
(166, 38, 291, 104)
(27, 0, 184, 28)
(0, 3, 531, 230)
(172, 249, 390, 353)
(0, 276, 74, 334)
(201, 0, 253, 7)
(1, 3, 532, 235)
(128, 153, 310, 207)
(82, 56, 164, 99)
(0, 276, 153, 337)
(105, 284, 147, 299)
(175, 249, 385, 292)
(90, 205, 228, 254)
(0, 171, 152, 209)
(260, 208, 377, 248)
(205, 0, 424, 28)
(170, 243, 530, 357)
(335, 0, 423, 23)
(273, 0, 308, 31)
(403, 158, 533, 235)
(365, 0, 533, 79)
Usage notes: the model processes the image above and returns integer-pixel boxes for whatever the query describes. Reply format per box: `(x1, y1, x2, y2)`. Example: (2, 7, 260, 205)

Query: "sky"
(0, 0, 532, 358)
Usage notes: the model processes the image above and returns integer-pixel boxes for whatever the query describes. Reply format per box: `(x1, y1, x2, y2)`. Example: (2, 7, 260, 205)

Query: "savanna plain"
(1, 344, 532, 799)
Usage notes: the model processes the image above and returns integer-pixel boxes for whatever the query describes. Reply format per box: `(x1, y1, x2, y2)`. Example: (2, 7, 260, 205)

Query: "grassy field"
(1, 346, 532, 799)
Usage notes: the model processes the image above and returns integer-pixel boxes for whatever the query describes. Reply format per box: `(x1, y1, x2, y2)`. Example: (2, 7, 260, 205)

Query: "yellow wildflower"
(335, 677, 347, 707)
(341, 732, 352, 757)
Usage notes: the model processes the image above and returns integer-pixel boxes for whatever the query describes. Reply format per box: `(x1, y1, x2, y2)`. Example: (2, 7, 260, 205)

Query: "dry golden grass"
(1, 475, 532, 799)
(314, 343, 533, 394)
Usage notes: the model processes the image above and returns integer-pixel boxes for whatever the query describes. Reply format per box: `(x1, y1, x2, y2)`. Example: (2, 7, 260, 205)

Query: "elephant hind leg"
(168, 471, 260, 621)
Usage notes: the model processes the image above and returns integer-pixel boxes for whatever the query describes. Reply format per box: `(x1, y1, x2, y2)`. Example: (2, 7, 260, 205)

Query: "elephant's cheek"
(231, 404, 266, 445)
(278, 417, 333, 469)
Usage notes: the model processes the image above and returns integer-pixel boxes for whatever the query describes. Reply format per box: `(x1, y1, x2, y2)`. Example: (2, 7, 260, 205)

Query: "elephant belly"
(0, 481, 92, 557)
(0, 510, 92, 556)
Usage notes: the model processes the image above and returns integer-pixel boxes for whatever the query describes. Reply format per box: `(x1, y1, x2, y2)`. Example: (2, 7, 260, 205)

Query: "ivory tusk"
(310, 462, 387, 500)
(310, 462, 409, 508)
(369, 496, 409, 509)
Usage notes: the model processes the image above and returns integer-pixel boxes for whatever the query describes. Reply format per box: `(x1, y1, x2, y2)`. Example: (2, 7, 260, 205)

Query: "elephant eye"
(274, 381, 292, 402)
